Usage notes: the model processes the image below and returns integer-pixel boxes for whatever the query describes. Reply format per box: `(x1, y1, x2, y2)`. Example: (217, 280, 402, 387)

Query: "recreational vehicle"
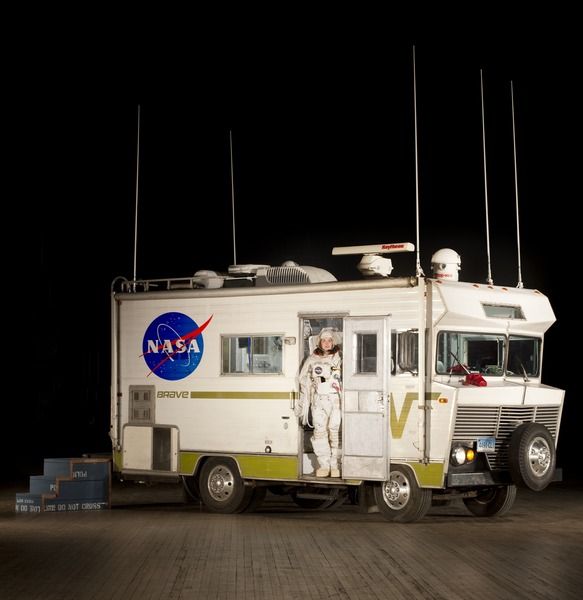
(110, 243, 564, 522)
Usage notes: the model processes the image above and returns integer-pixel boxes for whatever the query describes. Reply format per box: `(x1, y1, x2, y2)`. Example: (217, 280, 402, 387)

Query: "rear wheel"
(509, 423, 556, 491)
(199, 458, 252, 513)
(463, 485, 516, 517)
(374, 465, 431, 523)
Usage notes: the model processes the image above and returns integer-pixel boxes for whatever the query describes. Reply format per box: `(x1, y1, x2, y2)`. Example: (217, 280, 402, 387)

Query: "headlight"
(451, 445, 467, 465)
(450, 444, 476, 466)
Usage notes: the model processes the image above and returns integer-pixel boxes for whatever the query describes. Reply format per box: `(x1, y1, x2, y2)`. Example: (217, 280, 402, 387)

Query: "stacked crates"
(15, 457, 111, 513)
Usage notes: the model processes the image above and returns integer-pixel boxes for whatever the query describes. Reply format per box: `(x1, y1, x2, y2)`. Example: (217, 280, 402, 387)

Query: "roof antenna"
(511, 81, 524, 289)
(480, 70, 494, 285)
(229, 129, 237, 266)
(413, 45, 423, 278)
(132, 105, 141, 286)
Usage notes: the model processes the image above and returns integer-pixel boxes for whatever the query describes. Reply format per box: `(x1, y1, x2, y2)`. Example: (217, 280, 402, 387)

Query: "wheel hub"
(383, 472, 410, 510)
(528, 436, 551, 476)
(208, 466, 234, 502)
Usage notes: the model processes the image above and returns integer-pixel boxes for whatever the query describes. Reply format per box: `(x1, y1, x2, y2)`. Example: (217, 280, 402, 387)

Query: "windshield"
(507, 335, 541, 377)
(436, 332, 542, 377)
(436, 332, 506, 375)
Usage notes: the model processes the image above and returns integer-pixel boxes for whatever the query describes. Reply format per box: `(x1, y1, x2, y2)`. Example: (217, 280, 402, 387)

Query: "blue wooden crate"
(57, 479, 109, 500)
(29, 476, 57, 494)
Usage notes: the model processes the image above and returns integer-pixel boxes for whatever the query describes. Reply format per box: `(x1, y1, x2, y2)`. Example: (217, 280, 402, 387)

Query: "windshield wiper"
(449, 351, 470, 375)
(517, 358, 530, 382)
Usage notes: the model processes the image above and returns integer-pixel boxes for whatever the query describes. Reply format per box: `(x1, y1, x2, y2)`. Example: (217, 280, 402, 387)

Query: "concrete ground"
(1, 478, 582, 599)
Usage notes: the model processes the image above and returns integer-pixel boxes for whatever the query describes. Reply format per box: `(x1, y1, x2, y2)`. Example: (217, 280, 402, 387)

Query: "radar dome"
(431, 248, 461, 281)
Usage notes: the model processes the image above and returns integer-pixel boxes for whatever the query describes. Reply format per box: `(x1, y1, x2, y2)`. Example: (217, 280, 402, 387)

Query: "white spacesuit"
(297, 328, 342, 478)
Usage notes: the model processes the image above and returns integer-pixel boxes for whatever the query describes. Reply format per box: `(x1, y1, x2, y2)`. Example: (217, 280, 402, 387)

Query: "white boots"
(315, 467, 341, 478)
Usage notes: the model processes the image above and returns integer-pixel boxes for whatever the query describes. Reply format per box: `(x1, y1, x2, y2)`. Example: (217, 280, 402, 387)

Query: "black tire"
(242, 487, 267, 513)
(181, 475, 201, 503)
(374, 465, 432, 523)
(463, 485, 517, 517)
(199, 458, 252, 513)
(508, 423, 556, 491)
(291, 488, 339, 510)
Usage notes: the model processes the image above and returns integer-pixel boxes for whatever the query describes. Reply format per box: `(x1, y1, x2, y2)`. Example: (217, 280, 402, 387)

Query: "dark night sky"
(7, 33, 580, 481)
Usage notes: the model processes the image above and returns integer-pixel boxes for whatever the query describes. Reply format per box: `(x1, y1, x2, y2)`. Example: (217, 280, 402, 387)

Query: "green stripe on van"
(179, 451, 298, 480)
(407, 462, 445, 487)
(237, 455, 298, 479)
(180, 452, 203, 475)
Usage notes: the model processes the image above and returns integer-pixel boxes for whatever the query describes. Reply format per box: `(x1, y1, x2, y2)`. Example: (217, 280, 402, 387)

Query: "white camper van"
(110, 243, 564, 522)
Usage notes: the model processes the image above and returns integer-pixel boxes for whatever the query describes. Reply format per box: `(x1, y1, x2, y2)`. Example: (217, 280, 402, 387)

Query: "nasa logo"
(314, 366, 323, 375)
(142, 312, 213, 381)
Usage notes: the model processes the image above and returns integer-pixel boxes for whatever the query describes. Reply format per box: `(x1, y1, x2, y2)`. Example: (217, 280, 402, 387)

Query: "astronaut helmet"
(318, 327, 340, 347)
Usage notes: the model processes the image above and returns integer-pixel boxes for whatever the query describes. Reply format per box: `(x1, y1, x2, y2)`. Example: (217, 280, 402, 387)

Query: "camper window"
(221, 335, 283, 374)
(356, 333, 377, 374)
(394, 330, 418, 375)
(482, 303, 525, 320)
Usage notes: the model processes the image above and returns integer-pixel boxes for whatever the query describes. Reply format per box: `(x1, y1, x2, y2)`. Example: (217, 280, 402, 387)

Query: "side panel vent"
(129, 385, 155, 424)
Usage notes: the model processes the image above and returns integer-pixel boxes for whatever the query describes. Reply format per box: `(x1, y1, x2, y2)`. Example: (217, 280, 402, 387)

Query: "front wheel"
(199, 458, 252, 513)
(463, 485, 517, 517)
(374, 465, 431, 523)
(508, 423, 556, 491)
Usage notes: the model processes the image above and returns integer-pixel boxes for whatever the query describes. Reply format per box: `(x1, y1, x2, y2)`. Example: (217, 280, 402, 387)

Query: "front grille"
(453, 405, 560, 470)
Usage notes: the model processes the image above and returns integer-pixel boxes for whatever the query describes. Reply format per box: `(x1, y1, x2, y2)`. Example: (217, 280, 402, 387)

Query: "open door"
(342, 316, 390, 479)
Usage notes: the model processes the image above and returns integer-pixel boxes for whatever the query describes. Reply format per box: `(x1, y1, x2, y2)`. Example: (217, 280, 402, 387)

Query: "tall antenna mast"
(229, 129, 237, 265)
(480, 70, 494, 285)
(413, 45, 423, 278)
(133, 104, 141, 283)
(511, 81, 524, 288)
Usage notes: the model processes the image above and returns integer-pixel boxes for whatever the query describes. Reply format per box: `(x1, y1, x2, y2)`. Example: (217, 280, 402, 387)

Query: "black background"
(6, 31, 579, 482)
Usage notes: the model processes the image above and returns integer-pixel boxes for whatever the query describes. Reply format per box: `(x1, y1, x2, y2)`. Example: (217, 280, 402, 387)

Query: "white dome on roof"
(431, 248, 461, 281)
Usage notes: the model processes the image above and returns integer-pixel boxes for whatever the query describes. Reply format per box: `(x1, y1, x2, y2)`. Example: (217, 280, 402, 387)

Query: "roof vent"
(228, 264, 270, 276)
(265, 266, 309, 285)
(256, 263, 337, 287)
(193, 270, 224, 289)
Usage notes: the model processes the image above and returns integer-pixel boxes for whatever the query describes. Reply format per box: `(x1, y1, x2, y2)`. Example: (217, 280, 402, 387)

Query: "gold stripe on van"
(407, 461, 445, 487)
(179, 451, 298, 480)
(190, 391, 296, 400)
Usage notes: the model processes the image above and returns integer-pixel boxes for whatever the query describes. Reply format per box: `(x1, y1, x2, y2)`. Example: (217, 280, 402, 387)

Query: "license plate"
(476, 437, 496, 453)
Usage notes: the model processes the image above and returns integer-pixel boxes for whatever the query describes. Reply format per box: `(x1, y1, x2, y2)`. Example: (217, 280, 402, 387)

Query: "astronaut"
(296, 328, 342, 478)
